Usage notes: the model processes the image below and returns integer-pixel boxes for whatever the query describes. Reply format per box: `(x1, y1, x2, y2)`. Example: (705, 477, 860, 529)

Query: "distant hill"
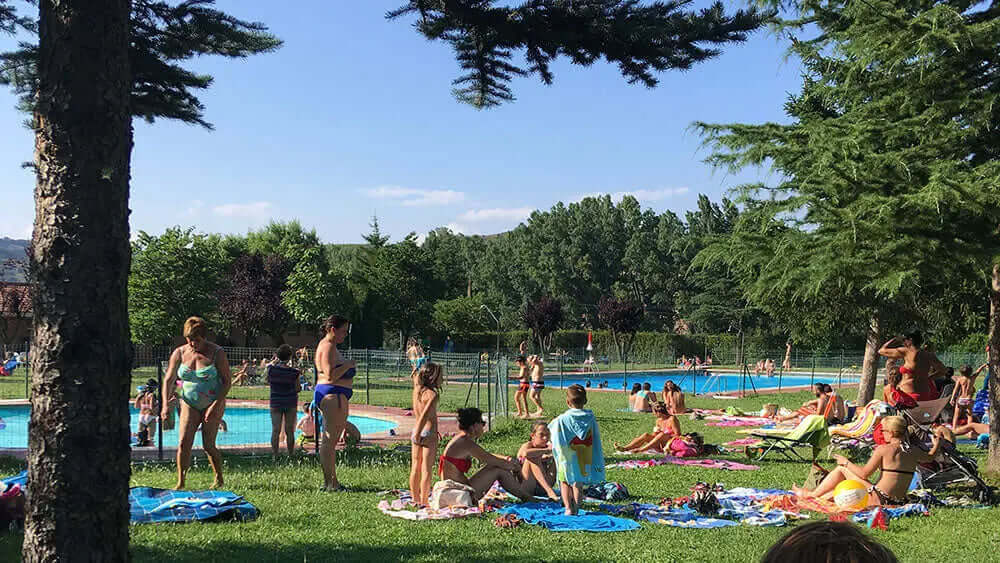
(0, 238, 29, 282)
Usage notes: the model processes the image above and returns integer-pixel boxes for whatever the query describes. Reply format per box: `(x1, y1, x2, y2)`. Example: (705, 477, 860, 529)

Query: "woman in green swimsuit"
(161, 316, 232, 490)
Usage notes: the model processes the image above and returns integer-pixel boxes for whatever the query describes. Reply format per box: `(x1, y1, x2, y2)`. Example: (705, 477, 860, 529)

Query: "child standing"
(513, 356, 530, 418)
(134, 379, 159, 447)
(296, 401, 316, 448)
(410, 362, 442, 506)
(548, 384, 605, 515)
(951, 363, 987, 428)
(528, 355, 545, 418)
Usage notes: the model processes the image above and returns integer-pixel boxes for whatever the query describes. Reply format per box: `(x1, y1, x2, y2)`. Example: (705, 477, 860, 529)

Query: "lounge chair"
(826, 400, 889, 457)
(743, 415, 830, 462)
(903, 396, 950, 426)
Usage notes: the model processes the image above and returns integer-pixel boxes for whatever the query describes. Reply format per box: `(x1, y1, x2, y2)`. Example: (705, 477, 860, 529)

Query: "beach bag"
(804, 463, 829, 490)
(430, 480, 475, 509)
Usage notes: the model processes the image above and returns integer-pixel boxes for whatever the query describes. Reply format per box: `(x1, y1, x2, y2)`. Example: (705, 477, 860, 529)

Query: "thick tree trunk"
(25, 1, 132, 561)
(988, 264, 1000, 474)
(857, 313, 881, 405)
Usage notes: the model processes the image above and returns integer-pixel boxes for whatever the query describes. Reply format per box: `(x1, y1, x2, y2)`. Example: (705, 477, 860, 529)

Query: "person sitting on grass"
(231, 359, 251, 386)
(614, 401, 681, 453)
(761, 521, 899, 563)
(628, 383, 641, 411)
(516, 421, 560, 501)
(793, 416, 940, 506)
(438, 407, 532, 502)
(776, 383, 829, 422)
(662, 380, 687, 414)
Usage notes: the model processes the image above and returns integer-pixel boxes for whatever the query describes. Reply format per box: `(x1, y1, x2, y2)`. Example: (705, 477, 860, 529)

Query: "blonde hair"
(416, 361, 443, 390)
(762, 403, 778, 417)
(881, 416, 907, 437)
(183, 316, 207, 339)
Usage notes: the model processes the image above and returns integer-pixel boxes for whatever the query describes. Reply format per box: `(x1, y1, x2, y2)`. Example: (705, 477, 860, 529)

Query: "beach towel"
(724, 438, 762, 447)
(549, 408, 605, 485)
(606, 456, 758, 471)
(496, 502, 639, 532)
(707, 419, 770, 427)
(128, 487, 259, 524)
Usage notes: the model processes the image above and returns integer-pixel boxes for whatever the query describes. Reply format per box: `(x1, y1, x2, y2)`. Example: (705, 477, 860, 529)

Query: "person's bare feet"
(173, 481, 185, 491)
(210, 479, 224, 490)
(530, 411, 544, 418)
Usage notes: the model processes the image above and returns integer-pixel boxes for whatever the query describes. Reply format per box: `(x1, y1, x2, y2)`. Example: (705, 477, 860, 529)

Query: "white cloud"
(184, 199, 204, 217)
(444, 222, 467, 234)
(572, 187, 690, 204)
(212, 201, 274, 218)
(457, 207, 534, 223)
(361, 185, 465, 207)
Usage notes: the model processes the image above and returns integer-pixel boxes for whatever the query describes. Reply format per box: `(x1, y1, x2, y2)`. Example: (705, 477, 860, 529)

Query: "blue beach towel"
(496, 502, 639, 532)
(129, 487, 259, 524)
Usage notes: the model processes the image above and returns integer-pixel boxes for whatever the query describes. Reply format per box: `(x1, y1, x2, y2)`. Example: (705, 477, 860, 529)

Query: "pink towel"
(707, 419, 768, 427)
(607, 456, 758, 471)
(724, 438, 763, 447)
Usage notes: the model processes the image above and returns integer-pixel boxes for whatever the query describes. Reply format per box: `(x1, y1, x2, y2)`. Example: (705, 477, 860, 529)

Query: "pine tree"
(693, 1, 1000, 418)
(1, 0, 282, 128)
(389, 0, 768, 107)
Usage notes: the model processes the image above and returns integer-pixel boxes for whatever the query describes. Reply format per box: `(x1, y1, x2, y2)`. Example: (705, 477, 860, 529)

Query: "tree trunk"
(988, 264, 1000, 474)
(25, 1, 133, 561)
(857, 313, 881, 405)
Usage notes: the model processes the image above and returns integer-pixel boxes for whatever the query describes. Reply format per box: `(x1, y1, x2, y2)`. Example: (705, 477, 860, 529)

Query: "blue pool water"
(549, 370, 851, 395)
(0, 405, 397, 449)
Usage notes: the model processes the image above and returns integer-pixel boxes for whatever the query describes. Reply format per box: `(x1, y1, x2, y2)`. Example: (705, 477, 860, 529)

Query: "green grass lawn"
(1, 387, 998, 561)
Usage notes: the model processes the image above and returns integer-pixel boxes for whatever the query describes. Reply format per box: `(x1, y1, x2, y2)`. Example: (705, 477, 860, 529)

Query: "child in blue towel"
(548, 384, 605, 515)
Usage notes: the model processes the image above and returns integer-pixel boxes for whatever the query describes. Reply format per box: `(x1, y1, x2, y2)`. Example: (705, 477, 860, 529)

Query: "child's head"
(457, 407, 486, 436)
(630, 383, 641, 394)
(959, 364, 972, 378)
(886, 365, 901, 388)
(642, 382, 651, 391)
(529, 421, 550, 445)
(566, 384, 587, 408)
(302, 401, 312, 414)
(761, 521, 898, 563)
(515, 355, 527, 367)
(762, 403, 778, 417)
(276, 344, 293, 362)
(416, 361, 444, 389)
(684, 432, 704, 450)
(406, 337, 418, 348)
(652, 401, 669, 416)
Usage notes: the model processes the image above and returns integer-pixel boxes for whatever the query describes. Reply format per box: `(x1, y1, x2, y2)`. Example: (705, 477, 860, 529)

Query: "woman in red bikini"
(438, 408, 532, 502)
(878, 331, 944, 402)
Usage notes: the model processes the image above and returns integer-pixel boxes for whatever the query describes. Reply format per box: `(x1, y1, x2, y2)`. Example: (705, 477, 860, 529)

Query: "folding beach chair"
(827, 400, 889, 457)
(903, 396, 950, 426)
(744, 415, 830, 462)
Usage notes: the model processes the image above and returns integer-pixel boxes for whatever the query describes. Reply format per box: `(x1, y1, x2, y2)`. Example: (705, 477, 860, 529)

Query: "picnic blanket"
(606, 456, 758, 471)
(707, 419, 770, 427)
(496, 502, 639, 532)
(129, 487, 259, 524)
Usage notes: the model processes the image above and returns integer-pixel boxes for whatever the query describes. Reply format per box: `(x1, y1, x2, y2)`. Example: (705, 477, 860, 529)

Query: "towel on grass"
(606, 456, 758, 471)
(724, 438, 763, 447)
(549, 408, 605, 485)
(707, 419, 770, 427)
(129, 487, 259, 524)
(496, 502, 639, 532)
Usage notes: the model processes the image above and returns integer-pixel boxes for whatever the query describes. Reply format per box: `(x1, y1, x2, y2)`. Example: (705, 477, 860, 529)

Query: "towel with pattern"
(495, 502, 639, 532)
(129, 487, 259, 523)
(606, 456, 758, 471)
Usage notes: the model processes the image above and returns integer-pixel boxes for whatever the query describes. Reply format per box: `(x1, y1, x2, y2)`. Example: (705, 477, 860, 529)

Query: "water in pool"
(0, 405, 397, 449)
(550, 370, 852, 395)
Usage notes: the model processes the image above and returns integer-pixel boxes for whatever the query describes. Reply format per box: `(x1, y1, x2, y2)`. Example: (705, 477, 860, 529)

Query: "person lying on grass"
(793, 416, 941, 506)
(517, 421, 559, 501)
(614, 401, 681, 453)
(438, 407, 532, 502)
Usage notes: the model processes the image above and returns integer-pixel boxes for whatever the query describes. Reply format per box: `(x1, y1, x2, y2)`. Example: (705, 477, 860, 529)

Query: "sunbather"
(614, 402, 681, 453)
(517, 421, 559, 501)
(662, 380, 687, 414)
(438, 408, 532, 502)
(793, 416, 940, 506)
(950, 363, 986, 428)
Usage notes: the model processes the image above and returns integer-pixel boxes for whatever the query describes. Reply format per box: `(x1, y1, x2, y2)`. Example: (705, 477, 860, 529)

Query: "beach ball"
(833, 480, 869, 510)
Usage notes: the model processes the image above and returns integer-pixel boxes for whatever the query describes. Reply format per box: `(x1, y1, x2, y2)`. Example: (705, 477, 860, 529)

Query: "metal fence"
(0, 343, 988, 455)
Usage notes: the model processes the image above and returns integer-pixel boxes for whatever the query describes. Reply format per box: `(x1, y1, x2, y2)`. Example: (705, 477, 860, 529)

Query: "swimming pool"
(0, 405, 397, 450)
(547, 370, 854, 395)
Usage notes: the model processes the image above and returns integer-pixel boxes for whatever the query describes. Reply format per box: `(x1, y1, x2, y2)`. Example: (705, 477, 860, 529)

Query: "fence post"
(559, 355, 564, 389)
(811, 355, 816, 386)
(23, 359, 28, 399)
(157, 354, 164, 462)
(365, 349, 371, 405)
(487, 356, 493, 431)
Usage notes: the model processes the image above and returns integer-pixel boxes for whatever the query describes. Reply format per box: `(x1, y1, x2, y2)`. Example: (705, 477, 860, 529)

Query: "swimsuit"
(438, 455, 472, 477)
(518, 381, 530, 392)
(411, 357, 427, 370)
(957, 397, 972, 406)
(267, 363, 301, 410)
(868, 484, 908, 506)
(177, 348, 221, 411)
(138, 414, 156, 426)
(531, 381, 545, 390)
(314, 383, 353, 404)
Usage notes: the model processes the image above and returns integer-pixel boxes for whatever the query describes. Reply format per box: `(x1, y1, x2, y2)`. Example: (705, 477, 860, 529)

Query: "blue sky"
(0, 1, 801, 244)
